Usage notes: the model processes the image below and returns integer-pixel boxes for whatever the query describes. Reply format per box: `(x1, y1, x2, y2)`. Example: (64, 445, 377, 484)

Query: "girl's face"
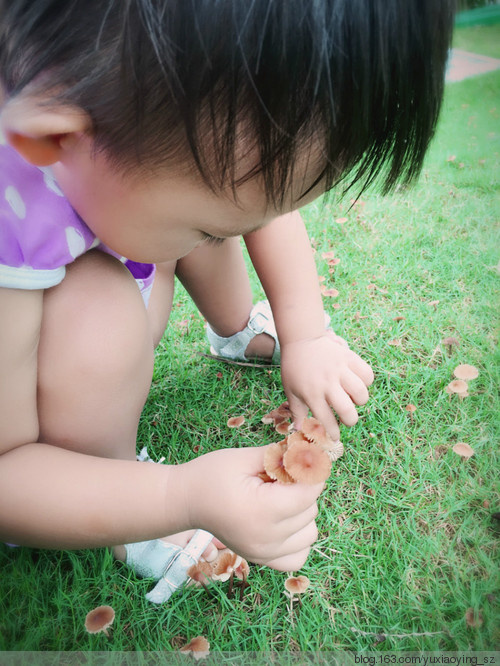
(51, 132, 324, 263)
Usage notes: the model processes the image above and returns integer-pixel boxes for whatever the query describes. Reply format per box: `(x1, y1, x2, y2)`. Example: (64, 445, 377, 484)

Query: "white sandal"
(123, 448, 215, 603)
(206, 300, 280, 364)
(206, 300, 331, 364)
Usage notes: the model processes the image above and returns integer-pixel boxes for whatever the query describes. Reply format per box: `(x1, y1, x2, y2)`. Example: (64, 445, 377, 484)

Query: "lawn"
(453, 23, 500, 59)
(1, 32, 499, 657)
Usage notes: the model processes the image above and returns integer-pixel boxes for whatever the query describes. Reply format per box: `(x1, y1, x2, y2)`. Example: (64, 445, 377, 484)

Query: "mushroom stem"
(199, 578, 210, 593)
(227, 571, 234, 599)
(239, 573, 250, 601)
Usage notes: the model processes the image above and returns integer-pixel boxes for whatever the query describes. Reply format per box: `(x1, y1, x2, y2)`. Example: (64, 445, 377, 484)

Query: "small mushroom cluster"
(187, 548, 250, 598)
(446, 364, 479, 398)
(261, 401, 294, 435)
(261, 416, 344, 485)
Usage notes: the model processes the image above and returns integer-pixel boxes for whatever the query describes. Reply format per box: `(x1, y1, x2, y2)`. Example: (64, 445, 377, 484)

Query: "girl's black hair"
(0, 0, 455, 203)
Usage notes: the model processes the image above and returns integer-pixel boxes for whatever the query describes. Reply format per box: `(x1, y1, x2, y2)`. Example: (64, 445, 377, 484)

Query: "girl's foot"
(206, 300, 280, 363)
(113, 530, 225, 580)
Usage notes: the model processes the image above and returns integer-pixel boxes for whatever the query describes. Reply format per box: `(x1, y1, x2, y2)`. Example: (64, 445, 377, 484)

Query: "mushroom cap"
(262, 411, 285, 426)
(283, 438, 332, 484)
(446, 379, 468, 394)
(227, 415, 245, 428)
(212, 550, 242, 577)
(275, 421, 292, 435)
(284, 575, 310, 594)
(180, 636, 210, 659)
(262, 402, 292, 426)
(84, 605, 115, 634)
(257, 470, 275, 483)
(320, 287, 339, 298)
(264, 441, 295, 484)
(405, 404, 417, 413)
(299, 418, 335, 451)
(287, 430, 310, 447)
(234, 558, 250, 580)
(453, 364, 479, 380)
(327, 440, 344, 462)
(187, 560, 213, 586)
(452, 442, 475, 459)
(442, 336, 460, 347)
(276, 401, 292, 418)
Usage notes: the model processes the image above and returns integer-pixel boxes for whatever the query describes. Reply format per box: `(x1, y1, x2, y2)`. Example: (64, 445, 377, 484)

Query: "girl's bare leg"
(37, 251, 157, 461)
(175, 238, 275, 359)
(35, 251, 220, 560)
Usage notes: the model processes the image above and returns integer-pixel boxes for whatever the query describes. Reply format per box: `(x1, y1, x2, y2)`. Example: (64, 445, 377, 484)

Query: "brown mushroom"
(262, 410, 284, 426)
(453, 364, 479, 380)
(287, 430, 310, 447)
(227, 415, 245, 428)
(275, 421, 292, 435)
(446, 379, 468, 395)
(405, 404, 417, 422)
(452, 442, 475, 459)
(180, 636, 210, 660)
(263, 441, 295, 484)
(283, 438, 331, 484)
(212, 550, 242, 581)
(187, 560, 214, 588)
(299, 418, 335, 451)
(262, 402, 292, 427)
(84, 606, 115, 636)
(284, 575, 310, 594)
(257, 470, 276, 483)
(234, 558, 250, 581)
(276, 401, 292, 419)
(326, 439, 344, 462)
(320, 287, 339, 298)
(442, 337, 460, 355)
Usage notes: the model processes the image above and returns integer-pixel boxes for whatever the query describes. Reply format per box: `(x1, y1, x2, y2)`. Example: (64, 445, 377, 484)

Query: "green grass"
(1, 61, 499, 658)
(453, 23, 500, 58)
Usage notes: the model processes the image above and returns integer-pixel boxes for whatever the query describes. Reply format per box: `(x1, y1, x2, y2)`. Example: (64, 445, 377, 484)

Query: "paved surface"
(446, 48, 500, 82)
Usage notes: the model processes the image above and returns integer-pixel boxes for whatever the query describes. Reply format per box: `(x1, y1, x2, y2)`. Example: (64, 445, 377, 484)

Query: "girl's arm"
(244, 211, 374, 439)
(0, 287, 321, 569)
(0, 287, 187, 547)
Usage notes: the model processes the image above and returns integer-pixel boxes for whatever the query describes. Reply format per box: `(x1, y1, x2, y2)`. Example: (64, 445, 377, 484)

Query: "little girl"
(0, 0, 454, 593)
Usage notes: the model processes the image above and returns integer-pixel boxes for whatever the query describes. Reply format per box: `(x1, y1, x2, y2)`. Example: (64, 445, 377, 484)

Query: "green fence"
(455, 5, 500, 25)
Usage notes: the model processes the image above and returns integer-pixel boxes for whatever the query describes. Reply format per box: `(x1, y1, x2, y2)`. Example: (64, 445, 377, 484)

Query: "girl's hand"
(178, 446, 323, 571)
(280, 331, 374, 441)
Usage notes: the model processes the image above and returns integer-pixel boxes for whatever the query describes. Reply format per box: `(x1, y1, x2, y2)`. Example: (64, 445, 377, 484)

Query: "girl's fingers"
(264, 520, 318, 569)
(340, 372, 370, 406)
(265, 547, 311, 572)
(308, 398, 345, 437)
(287, 393, 309, 432)
(349, 353, 374, 386)
(262, 475, 324, 521)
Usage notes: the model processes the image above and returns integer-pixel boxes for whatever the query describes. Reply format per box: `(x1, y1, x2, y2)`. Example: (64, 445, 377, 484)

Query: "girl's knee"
(40, 251, 152, 373)
(37, 251, 154, 454)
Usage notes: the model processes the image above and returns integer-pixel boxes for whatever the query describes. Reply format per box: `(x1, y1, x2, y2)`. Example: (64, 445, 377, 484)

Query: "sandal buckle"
(247, 311, 268, 334)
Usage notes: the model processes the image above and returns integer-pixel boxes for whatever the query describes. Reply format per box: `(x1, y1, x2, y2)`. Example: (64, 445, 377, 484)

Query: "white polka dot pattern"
(5, 185, 26, 219)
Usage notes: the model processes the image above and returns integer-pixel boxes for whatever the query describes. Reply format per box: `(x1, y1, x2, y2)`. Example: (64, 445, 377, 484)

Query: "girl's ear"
(0, 94, 91, 166)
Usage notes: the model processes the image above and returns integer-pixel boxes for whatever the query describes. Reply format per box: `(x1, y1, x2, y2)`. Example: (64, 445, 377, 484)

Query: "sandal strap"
(124, 539, 183, 580)
(206, 301, 280, 363)
(132, 449, 216, 596)
(145, 529, 214, 604)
